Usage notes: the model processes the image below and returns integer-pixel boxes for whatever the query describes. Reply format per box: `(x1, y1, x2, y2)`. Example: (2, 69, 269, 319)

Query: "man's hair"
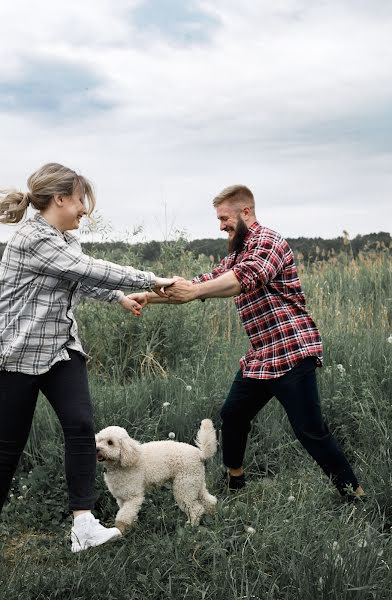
(212, 185, 255, 212)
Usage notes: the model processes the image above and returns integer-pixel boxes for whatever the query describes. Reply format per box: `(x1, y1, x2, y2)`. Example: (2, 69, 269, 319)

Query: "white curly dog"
(95, 419, 218, 532)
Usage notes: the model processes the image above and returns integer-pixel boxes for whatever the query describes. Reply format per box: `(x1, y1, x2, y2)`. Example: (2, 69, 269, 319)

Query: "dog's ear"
(120, 436, 140, 467)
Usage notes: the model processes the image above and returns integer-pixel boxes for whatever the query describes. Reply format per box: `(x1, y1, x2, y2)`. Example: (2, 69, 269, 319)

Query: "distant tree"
(0, 233, 390, 263)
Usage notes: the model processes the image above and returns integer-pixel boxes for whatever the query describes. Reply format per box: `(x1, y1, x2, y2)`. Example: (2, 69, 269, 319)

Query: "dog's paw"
(115, 520, 130, 534)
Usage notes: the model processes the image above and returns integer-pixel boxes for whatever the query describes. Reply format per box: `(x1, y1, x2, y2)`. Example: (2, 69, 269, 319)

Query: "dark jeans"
(220, 357, 359, 495)
(0, 350, 96, 513)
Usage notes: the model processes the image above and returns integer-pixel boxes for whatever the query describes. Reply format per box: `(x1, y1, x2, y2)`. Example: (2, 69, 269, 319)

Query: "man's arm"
(166, 270, 240, 303)
(126, 270, 240, 306)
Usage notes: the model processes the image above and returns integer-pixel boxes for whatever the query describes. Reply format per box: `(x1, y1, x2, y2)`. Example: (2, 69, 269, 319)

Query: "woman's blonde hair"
(0, 163, 96, 225)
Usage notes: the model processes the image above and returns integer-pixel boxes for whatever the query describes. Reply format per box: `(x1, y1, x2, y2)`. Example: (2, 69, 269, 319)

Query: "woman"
(0, 163, 174, 552)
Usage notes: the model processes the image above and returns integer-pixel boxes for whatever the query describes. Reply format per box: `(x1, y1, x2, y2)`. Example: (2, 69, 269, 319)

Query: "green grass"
(1, 254, 391, 599)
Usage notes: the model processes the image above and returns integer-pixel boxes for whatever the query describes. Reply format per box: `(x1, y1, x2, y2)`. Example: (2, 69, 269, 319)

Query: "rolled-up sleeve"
(28, 231, 156, 290)
(232, 236, 285, 293)
(192, 256, 231, 284)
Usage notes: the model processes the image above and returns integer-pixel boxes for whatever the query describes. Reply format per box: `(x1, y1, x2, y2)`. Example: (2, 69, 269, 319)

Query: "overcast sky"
(0, 0, 391, 244)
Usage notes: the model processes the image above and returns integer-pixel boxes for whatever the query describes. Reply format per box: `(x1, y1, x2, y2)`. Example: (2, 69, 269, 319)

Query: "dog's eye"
(108, 440, 113, 446)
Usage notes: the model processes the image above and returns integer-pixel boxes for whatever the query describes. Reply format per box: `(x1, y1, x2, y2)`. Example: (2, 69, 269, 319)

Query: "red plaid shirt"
(193, 221, 323, 379)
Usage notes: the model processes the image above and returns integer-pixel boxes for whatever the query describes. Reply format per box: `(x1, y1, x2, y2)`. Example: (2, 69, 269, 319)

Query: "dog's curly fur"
(95, 420, 218, 532)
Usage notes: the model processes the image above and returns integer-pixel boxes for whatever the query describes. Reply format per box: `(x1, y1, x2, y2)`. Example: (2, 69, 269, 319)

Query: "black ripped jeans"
(220, 357, 359, 495)
(0, 350, 96, 513)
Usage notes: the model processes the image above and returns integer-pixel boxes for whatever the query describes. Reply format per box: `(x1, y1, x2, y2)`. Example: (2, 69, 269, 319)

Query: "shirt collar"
(244, 220, 262, 242)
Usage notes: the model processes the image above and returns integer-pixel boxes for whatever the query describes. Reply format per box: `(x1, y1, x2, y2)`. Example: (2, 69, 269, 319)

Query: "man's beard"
(228, 217, 248, 254)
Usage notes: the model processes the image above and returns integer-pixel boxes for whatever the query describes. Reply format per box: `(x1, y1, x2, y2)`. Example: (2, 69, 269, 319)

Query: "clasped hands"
(119, 276, 196, 316)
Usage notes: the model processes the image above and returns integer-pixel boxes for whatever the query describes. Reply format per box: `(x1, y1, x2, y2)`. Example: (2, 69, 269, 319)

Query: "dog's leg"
(199, 484, 218, 515)
(172, 477, 205, 526)
(115, 495, 144, 533)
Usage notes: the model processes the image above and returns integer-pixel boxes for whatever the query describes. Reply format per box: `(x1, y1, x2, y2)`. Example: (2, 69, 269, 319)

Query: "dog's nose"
(96, 449, 105, 462)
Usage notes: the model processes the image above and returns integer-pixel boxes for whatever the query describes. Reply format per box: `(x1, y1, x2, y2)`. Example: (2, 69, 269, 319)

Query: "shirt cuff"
(112, 290, 125, 303)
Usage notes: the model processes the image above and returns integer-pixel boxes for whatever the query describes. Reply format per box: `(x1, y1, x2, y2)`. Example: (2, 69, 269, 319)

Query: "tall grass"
(1, 252, 391, 599)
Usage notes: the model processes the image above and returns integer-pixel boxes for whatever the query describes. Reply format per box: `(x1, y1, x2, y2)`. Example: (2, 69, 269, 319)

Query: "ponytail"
(0, 190, 31, 224)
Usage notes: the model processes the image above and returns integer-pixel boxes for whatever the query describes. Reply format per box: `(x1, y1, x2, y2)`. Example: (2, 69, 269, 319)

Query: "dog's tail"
(195, 419, 217, 461)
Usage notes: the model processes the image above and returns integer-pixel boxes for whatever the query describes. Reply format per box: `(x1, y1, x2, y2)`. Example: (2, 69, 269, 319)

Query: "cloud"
(131, 0, 220, 45)
(0, 1, 391, 243)
(0, 59, 112, 119)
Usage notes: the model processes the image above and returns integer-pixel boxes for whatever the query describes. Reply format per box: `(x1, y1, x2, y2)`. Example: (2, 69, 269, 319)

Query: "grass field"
(0, 251, 391, 599)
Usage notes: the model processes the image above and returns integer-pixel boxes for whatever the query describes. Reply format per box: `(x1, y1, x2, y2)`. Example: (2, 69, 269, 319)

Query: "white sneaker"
(71, 513, 122, 553)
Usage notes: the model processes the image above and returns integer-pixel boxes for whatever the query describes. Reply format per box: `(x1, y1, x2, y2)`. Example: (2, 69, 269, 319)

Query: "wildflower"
(332, 541, 339, 551)
(287, 495, 295, 502)
(388, 335, 392, 344)
(168, 432, 176, 439)
(186, 385, 192, 391)
(336, 364, 346, 375)
(17, 495, 23, 500)
(9, 493, 13, 498)
(317, 577, 324, 591)
(245, 526, 256, 535)
(357, 539, 368, 548)
(162, 402, 170, 408)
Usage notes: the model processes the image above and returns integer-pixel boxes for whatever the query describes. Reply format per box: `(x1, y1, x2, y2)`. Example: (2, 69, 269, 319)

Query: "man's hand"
(153, 276, 177, 298)
(119, 293, 148, 316)
(165, 279, 197, 303)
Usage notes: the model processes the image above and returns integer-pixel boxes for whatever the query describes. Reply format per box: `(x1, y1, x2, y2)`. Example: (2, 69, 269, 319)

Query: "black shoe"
(222, 471, 246, 491)
(343, 492, 368, 504)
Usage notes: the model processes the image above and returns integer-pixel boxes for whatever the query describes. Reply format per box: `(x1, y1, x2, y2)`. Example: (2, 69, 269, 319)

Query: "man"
(133, 185, 365, 499)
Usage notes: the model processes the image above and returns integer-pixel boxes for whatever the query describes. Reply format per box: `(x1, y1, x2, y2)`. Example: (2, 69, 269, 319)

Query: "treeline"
(83, 231, 391, 264)
(0, 231, 390, 264)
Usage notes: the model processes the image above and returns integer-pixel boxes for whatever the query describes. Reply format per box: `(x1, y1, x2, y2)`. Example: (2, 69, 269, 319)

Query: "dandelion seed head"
(162, 402, 170, 408)
(317, 577, 324, 591)
(186, 385, 192, 391)
(287, 495, 295, 502)
(168, 432, 176, 439)
(245, 526, 256, 534)
(387, 335, 392, 344)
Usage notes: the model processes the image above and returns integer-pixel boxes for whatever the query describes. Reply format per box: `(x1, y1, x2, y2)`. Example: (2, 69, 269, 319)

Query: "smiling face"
(216, 200, 242, 240)
(216, 200, 252, 253)
(59, 186, 87, 231)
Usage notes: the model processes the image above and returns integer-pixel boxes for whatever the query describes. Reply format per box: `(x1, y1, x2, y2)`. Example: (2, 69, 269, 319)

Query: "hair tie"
(23, 192, 31, 205)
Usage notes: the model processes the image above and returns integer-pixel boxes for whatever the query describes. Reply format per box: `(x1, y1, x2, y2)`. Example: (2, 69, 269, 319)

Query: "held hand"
(119, 294, 147, 316)
(165, 279, 197, 303)
(153, 276, 177, 298)
(126, 292, 149, 307)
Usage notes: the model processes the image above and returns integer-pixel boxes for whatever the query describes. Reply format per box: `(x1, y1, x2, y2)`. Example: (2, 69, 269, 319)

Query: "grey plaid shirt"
(0, 213, 156, 374)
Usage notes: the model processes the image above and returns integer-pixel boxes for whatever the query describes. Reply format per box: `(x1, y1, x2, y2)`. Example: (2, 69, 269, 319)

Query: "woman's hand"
(119, 293, 148, 316)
